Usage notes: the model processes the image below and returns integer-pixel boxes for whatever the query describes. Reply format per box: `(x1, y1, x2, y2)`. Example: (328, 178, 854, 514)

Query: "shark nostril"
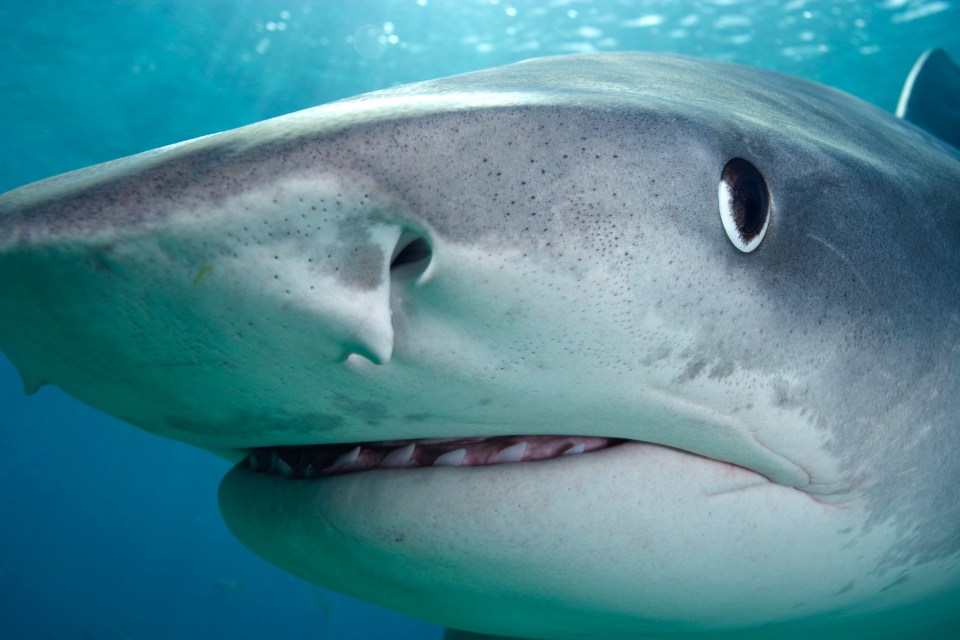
(390, 234, 432, 275)
(386, 232, 432, 353)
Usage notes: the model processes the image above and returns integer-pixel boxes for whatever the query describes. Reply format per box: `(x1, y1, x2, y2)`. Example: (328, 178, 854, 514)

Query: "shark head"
(2, 52, 959, 638)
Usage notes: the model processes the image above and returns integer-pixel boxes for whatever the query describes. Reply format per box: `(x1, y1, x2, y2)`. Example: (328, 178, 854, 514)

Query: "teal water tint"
(0, 1, 958, 638)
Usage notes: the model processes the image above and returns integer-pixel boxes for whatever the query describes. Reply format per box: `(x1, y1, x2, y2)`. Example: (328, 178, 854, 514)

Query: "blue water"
(0, 2, 958, 638)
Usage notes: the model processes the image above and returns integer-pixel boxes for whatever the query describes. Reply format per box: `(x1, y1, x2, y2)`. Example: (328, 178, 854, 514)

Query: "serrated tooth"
(270, 450, 279, 472)
(304, 464, 315, 478)
(248, 452, 259, 471)
(277, 458, 294, 476)
(563, 443, 586, 456)
(495, 441, 528, 463)
(382, 443, 416, 468)
(434, 448, 467, 467)
(335, 446, 361, 466)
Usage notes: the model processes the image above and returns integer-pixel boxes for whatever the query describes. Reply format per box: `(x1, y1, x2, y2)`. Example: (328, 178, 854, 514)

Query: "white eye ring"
(718, 158, 770, 253)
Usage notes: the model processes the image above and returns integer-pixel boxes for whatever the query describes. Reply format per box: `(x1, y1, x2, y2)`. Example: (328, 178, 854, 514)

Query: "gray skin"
(1, 53, 959, 638)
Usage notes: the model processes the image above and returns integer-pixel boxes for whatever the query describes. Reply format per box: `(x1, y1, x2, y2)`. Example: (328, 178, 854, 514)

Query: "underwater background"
(1, 1, 958, 638)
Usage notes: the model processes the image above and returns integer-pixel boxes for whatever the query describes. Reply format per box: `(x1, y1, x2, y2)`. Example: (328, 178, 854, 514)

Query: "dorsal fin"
(896, 49, 960, 150)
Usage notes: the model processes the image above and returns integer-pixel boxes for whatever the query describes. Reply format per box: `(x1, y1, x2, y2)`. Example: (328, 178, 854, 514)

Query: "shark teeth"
(495, 441, 528, 463)
(334, 446, 361, 466)
(434, 448, 468, 466)
(246, 435, 625, 480)
(382, 443, 417, 468)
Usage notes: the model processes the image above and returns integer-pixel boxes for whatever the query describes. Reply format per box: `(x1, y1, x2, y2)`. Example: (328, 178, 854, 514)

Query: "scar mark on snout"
(192, 263, 213, 286)
(832, 580, 855, 596)
(807, 233, 871, 296)
(880, 572, 911, 592)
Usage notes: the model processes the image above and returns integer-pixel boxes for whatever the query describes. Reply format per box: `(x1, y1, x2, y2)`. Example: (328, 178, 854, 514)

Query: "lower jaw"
(246, 435, 627, 479)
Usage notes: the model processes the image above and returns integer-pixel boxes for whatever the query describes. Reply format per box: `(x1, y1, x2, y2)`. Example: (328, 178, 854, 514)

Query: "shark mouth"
(246, 435, 627, 479)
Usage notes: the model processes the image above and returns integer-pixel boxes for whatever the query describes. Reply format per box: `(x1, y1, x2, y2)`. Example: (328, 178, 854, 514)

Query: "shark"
(1, 51, 959, 639)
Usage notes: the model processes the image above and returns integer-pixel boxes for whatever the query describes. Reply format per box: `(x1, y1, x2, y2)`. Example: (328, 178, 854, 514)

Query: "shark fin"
(896, 48, 960, 150)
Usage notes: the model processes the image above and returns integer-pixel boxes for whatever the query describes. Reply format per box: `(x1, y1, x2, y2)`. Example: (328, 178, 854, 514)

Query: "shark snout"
(0, 164, 439, 444)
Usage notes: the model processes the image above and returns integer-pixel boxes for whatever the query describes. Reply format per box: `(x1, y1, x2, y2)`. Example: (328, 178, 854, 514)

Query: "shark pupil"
(719, 158, 770, 252)
(734, 175, 766, 238)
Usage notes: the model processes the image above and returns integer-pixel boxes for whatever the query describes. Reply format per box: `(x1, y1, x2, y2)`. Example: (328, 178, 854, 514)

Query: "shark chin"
(220, 436, 960, 640)
(2, 49, 960, 638)
(219, 442, 821, 638)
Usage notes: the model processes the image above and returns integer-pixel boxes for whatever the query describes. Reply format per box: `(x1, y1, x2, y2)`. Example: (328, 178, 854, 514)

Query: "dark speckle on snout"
(677, 357, 707, 382)
(332, 393, 388, 422)
(327, 218, 385, 290)
(708, 360, 735, 379)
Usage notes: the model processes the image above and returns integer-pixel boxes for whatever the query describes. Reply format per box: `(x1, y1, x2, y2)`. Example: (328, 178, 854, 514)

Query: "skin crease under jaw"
(1, 52, 959, 638)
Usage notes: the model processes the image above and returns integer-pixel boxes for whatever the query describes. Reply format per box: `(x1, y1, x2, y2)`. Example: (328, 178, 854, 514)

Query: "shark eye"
(719, 158, 770, 253)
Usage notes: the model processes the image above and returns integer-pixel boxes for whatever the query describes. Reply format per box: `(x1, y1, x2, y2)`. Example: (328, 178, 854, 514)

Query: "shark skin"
(1, 51, 960, 638)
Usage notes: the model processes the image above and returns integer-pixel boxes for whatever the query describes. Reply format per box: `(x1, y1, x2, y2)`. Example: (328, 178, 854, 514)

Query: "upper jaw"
(244, 435, 626, 479)
(215, 405, 823, 499)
